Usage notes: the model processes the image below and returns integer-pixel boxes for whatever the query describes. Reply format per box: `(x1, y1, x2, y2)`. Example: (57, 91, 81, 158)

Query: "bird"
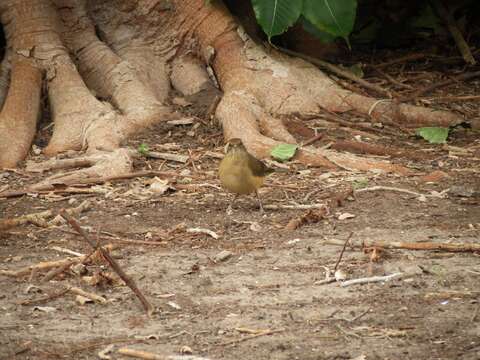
(218, 138, 273, 213)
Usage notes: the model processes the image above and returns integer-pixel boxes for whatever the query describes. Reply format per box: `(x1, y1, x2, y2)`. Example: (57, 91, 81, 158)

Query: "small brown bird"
(219, 138, 273, 212)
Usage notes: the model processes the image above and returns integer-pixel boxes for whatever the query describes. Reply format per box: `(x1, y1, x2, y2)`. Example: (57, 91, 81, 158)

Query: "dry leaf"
(150, 178, 171, 194)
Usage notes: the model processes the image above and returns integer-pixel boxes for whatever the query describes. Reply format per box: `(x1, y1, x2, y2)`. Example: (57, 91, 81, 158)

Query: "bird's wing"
(247, 153, 273, 177)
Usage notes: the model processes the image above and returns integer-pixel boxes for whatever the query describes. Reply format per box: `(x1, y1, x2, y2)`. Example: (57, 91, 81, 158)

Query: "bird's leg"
(227, 194, 238, 215)
(255, 190, 264, 213)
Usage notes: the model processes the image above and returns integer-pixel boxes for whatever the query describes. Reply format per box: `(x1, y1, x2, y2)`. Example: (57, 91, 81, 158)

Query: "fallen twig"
(0, 200, 91, 231)
(322, 238, 480, 253)
(431, 0, 476, 65)
(135, 150, 189, 163)
(69, 286, 107, 304)
(402, 70, 480, 102)
(219, 328, 285, 347)
(0, 171, 178, 198)
(265, 203, 326, 210)
(117, 348, 165, 360)
(355, 185, 443, 199)
(336, 325, 363, 339)
(118, 348, 212, 360)
(19, 288, 70, 306)
(0, 245, 115, 277)
(334, 232, 354, 271)
(373, 67, 413, 90)
(61, 229, 169, 246)
(59, 210, 154, 315)
(187, 227, 219, 239)
(427, 95, 480, 102)
(346, 308, 371, 322)
(340, 273, 403, 287)
(302, 133, 323, 147)
(42, 262, 76, 282)
(50, 246, 85, 257)
(372, 53, 428, 69)
(314, 278, 336, 285)
(0, 209, 52, 231)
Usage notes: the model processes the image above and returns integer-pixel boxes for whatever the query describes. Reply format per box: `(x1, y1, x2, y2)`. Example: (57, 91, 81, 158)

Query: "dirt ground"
(1, 55, 480, 360)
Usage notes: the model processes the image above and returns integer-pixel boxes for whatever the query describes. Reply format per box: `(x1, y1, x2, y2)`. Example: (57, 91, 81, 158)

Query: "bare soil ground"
(1, 56, 480, 360)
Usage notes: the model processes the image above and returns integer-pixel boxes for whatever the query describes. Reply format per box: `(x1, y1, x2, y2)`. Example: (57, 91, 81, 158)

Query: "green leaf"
(416, 127, 449, 144)
(303, 0, 357, 43)
(301, 16, 336, 43)
(251, 0, 303, 40)
(271, 143, 298, 162)
(138, 143, 150, 155)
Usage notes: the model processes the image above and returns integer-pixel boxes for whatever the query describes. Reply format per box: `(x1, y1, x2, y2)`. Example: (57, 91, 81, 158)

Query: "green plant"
(251, 0, 357, 44)
(138, 143, 150, 155)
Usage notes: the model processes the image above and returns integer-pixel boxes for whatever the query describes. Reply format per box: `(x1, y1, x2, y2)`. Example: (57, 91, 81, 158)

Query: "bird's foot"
(258, 203, 265, 214)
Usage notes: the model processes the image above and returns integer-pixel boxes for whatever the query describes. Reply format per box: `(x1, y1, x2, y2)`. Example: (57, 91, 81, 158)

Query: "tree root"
(0, 55, 10, 108)
(170, 0, 464, 174)
(0, 0, 469, 181)
(0, 0, 174, 180)
(27, 149, 133, 190)
(0, 59, 42, 167)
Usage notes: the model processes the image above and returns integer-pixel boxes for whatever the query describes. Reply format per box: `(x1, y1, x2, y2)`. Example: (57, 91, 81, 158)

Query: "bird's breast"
(219, 158, 264, 195)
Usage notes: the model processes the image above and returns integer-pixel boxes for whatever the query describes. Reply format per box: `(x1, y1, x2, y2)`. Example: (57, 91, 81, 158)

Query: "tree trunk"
(0, 0, 465, 183)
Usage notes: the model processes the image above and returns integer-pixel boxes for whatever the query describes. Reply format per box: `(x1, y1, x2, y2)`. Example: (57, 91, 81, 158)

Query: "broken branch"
(430, 0, 476, 65)
(340, 273, 403, 287)
(0, 245, 115, 278)
(59, 209, 154, 315)
(334, 232, 354, 271)
(322, 238, 480, 253)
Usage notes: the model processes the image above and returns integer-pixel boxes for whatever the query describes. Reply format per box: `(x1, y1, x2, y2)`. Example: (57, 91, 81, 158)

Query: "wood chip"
(187, 227, 219, 239)
(167, 118, 195, 126)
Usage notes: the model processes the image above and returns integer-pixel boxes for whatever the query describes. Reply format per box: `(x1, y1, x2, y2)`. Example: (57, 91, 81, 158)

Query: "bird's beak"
(224, 143, 230, 154)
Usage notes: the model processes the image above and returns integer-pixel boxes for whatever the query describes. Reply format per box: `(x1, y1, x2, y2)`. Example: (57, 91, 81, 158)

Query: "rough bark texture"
(0, 0, 465, 178)
(170, 0, 461, 171)
(0, 60, 42, 167)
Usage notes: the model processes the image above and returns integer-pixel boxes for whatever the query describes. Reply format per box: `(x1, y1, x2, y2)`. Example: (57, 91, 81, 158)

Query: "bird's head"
(225, 138, 246, 153)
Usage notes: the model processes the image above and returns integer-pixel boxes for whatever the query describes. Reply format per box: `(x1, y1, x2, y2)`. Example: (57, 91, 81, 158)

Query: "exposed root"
(0, 0, 174, 178)
(0, 0, 468, 180)
(216, 90, 413, 174)
(28, 149, 133, 190)
(0, 55, 10, 107)
(171, 55, 214, 96)
(44, 60, 122, 155)
(171, 0, 463, 173)
(0, 59, 42, 167)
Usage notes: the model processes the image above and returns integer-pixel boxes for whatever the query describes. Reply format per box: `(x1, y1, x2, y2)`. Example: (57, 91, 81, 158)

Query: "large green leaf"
(301, 16, 336, 43)
(271, 143, 298, 162)
(303, 0, 357, 42)
(416, 127, 449, 144)
(251, 0, 303, 40)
